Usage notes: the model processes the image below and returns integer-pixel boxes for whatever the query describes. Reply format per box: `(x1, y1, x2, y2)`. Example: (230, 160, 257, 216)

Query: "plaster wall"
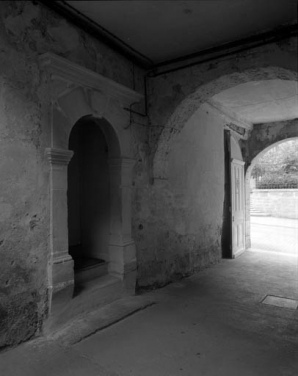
(135, 104, 225, 287)
(0, 1, 145, 348)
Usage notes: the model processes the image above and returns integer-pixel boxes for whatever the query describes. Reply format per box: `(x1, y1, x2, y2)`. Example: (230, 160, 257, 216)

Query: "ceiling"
(64, 0, 298, 65)
(210, 80, 298, 125)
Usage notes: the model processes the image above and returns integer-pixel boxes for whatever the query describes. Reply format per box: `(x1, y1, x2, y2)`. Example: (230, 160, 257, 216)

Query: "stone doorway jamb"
(45, 148, 74, 313)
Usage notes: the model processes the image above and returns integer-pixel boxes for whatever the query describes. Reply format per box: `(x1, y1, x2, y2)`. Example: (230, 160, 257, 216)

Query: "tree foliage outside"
(252, 139, 298, 189)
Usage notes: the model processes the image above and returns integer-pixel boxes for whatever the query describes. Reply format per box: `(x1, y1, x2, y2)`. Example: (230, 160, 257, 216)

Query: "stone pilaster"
(108, 158, 136, 293)
(45, 148, 74, 312)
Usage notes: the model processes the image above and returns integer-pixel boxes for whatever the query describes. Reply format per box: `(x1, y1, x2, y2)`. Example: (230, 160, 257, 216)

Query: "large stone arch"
(153, 67, 298, 180)
(39, 53, 143, 316)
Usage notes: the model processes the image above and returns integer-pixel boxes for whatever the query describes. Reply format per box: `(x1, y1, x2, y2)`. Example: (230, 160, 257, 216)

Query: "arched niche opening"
(42, 54, 141, 326)
(67, 115, 120, 283)
(68, 118, 108, 268)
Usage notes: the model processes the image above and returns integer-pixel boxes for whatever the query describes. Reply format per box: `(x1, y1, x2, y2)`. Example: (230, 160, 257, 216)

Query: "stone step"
(74, 259, 109, 285)
(45, 275, 123, 334)
(48, 294, 157, 345)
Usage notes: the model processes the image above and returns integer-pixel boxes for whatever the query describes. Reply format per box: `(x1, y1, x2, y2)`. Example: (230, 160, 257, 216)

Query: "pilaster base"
(49, 256, 74, 314)
(108, 241, 137, 295)
(123, 269, 137, 296)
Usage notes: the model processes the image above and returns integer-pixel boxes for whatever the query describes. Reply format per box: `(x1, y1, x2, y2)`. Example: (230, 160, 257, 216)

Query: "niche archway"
(41, 53, 142, 316)
(67, 116, 119, 281)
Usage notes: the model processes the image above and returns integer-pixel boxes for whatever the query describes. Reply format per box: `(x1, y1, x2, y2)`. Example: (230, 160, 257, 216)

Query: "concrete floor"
(1, 249, 298, 376)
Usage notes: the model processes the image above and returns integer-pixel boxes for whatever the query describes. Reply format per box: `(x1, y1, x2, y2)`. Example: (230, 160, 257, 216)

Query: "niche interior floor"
(1, 249, 298, 376)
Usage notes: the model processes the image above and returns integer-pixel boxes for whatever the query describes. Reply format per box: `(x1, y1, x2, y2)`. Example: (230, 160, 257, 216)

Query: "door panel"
(231, 158, 246, 258)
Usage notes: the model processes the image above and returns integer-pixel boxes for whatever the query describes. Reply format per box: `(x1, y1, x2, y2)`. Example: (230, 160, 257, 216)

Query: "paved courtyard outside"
(250, 216, 298, 256)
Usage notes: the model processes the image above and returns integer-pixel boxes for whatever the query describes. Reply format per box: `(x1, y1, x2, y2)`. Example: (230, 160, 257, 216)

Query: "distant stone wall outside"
(251, 189, 298, 219)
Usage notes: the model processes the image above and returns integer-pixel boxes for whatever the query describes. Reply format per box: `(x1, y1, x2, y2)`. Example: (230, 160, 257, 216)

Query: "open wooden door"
(231, 158, 246, 258)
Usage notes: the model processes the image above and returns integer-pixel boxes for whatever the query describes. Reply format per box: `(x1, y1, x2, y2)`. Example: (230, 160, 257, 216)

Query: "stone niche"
(39, 53, 143, 317)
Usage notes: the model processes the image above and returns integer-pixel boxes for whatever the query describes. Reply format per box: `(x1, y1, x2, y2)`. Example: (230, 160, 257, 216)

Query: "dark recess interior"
(68, 120, 110, 271)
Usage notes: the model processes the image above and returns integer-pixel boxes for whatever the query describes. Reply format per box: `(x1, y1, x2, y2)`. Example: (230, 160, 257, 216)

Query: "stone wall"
(0, 1, 146, 349)
(251, 189, 298, 219)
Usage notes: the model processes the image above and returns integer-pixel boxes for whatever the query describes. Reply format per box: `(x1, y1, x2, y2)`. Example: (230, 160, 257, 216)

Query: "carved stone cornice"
(39, 53, 143, 107)
(45, 148, 74, 165)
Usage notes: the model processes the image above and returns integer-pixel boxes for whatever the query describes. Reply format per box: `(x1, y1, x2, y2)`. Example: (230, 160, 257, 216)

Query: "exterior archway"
(243, 125, 298, 248)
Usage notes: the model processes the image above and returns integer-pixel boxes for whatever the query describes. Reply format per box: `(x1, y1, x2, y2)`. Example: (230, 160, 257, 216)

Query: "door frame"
(222, 130, 246, 259)
(231, 158, 246, 258)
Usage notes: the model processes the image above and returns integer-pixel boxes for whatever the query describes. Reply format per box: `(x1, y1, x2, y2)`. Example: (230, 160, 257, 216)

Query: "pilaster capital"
(45, 148, 74, 166)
